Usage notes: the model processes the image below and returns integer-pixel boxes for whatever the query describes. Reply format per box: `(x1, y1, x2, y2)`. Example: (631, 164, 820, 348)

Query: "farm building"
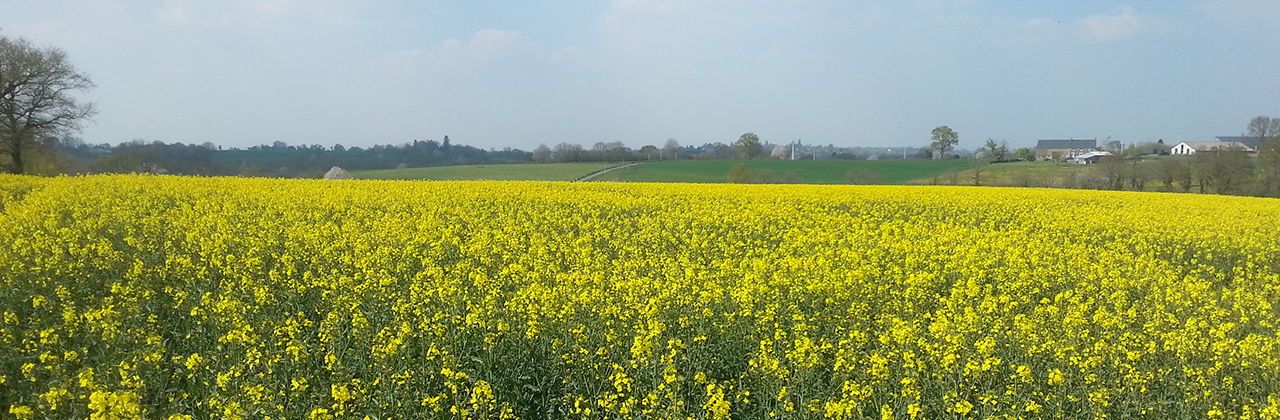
(1215, 136, 1269, 150)
(1169, 141, 1254, 155)
(1070, 151, 1113, 164)
(1035, 139, 1097, 161)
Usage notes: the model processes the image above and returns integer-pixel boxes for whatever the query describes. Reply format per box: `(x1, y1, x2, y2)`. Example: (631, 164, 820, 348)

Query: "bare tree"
(1128, 159, 1151, 191)
(1155, 157, 1192, 192)
(1, 36, 97, 174)
(844, 168, 881, 185)
(1096, 156, 1128, 190)
(1195, 146, 1253, 195)
(552, 142, 583, 162)
(1247, 116, 1280, 141)
(663, 138, 681, 160)
(531, 144, 551, 163)
(1256, 138, 1280, 197)
(970, 162, 988, 186)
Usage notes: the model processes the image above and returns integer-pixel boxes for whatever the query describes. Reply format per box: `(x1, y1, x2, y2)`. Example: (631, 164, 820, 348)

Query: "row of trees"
(532, 134, 773, 163)
(24, 132, 934, 177)
(24, 137, 533, 177)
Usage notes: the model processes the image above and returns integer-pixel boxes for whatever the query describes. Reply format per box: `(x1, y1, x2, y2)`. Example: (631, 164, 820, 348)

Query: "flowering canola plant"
(1, 174, 1279, 419)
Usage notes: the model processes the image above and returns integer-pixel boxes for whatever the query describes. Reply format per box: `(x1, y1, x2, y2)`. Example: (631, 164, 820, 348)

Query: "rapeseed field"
(1, 175, 1278, 419)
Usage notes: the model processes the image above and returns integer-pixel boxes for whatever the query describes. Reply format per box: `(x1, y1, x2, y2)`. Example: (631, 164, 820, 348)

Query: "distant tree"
(531, 144, 551, 163)
(727, 163, 751, 183)
(1247, 116, 1280, 140)
(944, 171, 961, 186)
(1015, 147, 1034, 161)
(1155, 157, 1192, 192)
(733, 133, 763, 159)
(1195, 146, 1253, 194)
(333, 144, 346, 152)
(983, 138, 1009, 162)
(638, 145, 658, 160)
(441, 135, 451, 152)
(663, 138, 681, 160)
(591, 141, 627, 161)
(1073, 171, 1109, 190)
(696, 142, 737, 160)
(969, 161, 988, 186)
(0, 36, 97, 174)
(1128, 159, 1151, 191)
(770, 145, 788, 159)
(552, 142, 583, 162)
(92, 147, 165, 174)
(930, 126, 959, 159)
(1128, 141, 1170, 157)
(1096, 156, 1128, 190)
(1257, 138, 1280, 197)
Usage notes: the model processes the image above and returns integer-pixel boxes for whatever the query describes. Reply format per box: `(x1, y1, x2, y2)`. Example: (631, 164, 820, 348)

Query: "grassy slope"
(352, 163, 618, 181)
(591, 159, 975, 184)
(905, 161, 1091, 186)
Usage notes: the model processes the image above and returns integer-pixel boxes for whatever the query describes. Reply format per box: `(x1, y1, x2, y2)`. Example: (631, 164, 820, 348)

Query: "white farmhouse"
(1169, 141, 1254, 155)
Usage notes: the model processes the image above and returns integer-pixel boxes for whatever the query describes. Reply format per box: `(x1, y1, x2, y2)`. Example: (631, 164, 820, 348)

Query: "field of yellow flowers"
(1, 174, 1278, 419)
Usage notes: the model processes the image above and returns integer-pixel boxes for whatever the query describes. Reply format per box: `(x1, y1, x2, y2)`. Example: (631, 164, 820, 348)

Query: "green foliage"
(930, 126, 959, 159)
(733, 133, 763, 160)
(983, 139, 1009, 162)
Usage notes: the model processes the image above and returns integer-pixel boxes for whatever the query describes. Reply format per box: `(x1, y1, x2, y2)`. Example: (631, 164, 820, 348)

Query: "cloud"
(153, 0, 352, 30)
(1198, 0, 1280, 24)
(443, 29, 539, 63)
(551, 46, 586, 62)
(1076, 6, 1164, 43)
(596, 0, 685, 41)
(608, 0, 677, 16)
(373, 29, 552, 75)
(912, 0, 986, 12)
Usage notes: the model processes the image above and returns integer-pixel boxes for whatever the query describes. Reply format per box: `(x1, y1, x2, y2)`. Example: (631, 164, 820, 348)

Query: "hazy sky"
(2, 1, 1278, 150)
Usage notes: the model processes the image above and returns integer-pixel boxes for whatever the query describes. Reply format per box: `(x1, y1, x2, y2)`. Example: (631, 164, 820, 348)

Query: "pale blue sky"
(2, 0, 1277, 150)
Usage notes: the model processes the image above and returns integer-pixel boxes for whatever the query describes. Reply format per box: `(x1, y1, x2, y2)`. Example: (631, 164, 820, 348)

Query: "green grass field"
(904, 161, 1089, 187)
(352, 163, 618, 181)
(589, 159, 975, 184)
